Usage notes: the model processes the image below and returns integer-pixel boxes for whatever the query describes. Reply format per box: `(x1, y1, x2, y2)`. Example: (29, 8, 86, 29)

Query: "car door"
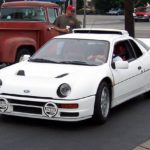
(131, 39, 150, 92)
(111, 40, 145, 106)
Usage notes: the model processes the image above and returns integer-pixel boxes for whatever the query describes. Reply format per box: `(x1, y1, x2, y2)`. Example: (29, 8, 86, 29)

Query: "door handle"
(47, 27, 54, 31)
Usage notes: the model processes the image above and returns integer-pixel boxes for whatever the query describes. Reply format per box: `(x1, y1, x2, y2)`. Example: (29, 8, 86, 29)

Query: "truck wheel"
(16, 48, 31, 62)
(93, 81, 111, 124)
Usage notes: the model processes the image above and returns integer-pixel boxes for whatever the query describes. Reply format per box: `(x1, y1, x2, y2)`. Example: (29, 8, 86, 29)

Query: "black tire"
(0, 114, 13, 121)
(144, 91, 150, 98)
(93, 81, 111, 124)
(16, 48, 32, 63)
(134, 19, 138, 22)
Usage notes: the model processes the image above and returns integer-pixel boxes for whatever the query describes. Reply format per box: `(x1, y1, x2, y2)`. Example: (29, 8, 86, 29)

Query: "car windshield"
(135, 7, 150, 12)
(113, 8, 119, 11)
(30, 39, 109, 66)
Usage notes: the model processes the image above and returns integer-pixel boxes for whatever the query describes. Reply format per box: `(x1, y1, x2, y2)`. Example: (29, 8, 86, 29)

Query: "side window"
(129, 39, 143, 58)
(32, 7, 46, 21)
(147, 7, 150, 12)
(113, 40, 136, 62)
(48, 8, 57, 23)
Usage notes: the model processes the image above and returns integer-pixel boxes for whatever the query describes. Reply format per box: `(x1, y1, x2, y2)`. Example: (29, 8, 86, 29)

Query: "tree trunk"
(124, 0, 135, 37)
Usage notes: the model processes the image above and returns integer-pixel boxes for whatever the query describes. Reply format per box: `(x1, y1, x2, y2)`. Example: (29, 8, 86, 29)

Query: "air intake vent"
(17, 70, 25, 76)
(55, 73, 69, 78)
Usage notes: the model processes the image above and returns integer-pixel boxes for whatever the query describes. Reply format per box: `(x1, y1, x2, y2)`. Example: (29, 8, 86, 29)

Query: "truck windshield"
(0, 7, 46, 21)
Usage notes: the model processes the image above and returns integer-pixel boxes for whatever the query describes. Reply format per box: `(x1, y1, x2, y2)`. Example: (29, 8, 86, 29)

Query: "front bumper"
(0, 94, 95, 122)
(134, 16, 149, 21)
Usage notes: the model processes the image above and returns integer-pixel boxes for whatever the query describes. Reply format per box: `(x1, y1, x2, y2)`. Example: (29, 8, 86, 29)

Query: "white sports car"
(0, 28, 150, 124)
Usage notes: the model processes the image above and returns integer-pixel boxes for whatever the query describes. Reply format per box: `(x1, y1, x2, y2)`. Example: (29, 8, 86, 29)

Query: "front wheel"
(16, 48, 32, 63)
(93, 81, 111, 124)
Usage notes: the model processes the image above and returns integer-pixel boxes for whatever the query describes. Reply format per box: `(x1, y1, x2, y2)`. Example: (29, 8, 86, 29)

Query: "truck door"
(45, 8, 59, 41)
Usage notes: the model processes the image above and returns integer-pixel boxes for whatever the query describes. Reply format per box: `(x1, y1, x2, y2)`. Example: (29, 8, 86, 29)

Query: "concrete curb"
(133, 140, 150, 150)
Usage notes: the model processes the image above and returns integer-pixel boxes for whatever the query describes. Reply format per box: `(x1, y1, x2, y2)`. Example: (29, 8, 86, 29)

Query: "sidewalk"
(133, 139, 150, 150)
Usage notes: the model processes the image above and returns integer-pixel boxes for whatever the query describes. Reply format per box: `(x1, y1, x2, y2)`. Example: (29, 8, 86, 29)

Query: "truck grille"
(137, 14, 144, 17)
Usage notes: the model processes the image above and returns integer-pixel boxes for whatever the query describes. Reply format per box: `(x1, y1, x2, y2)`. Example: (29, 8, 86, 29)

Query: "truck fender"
(2, 37, 37, 63)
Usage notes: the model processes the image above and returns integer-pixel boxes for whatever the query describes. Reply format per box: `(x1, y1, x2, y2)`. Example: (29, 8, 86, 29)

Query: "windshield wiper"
(29, 58, 59, 63)
(60, 61, 96, 66)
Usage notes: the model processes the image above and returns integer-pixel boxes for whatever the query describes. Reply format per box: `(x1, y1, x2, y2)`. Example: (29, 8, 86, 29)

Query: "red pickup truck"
(0, 1, 59, 64)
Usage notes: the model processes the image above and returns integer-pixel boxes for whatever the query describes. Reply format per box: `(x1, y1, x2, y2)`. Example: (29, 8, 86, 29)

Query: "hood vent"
(17, 70, 25, 76)
(55, 73, 69, 78)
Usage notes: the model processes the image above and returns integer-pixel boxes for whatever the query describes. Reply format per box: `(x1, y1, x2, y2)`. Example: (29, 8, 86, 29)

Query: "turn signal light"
(58, 103, 78, 109)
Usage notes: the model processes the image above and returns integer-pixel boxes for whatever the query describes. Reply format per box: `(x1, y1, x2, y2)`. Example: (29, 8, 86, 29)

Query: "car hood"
(0, 61, 108, 99)
(136, 12, 150, 15)
(0, 61, 92, 78)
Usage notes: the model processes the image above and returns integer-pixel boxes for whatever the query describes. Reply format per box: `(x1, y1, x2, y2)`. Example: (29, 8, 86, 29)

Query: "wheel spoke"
(101, 87, 110, 117)
(93, 82, 111, 123)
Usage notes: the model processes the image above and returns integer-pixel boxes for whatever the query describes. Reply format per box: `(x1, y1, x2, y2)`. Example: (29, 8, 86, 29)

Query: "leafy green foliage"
(92, 0, 150, 13)
(135, 0, 150, 7)
(77, 0, 84, 10)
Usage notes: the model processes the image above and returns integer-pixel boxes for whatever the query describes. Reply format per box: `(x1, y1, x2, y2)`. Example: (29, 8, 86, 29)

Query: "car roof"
(73, 28, 129, 35)
(54, 33, 128, 42)
(1, 1, 58, 8)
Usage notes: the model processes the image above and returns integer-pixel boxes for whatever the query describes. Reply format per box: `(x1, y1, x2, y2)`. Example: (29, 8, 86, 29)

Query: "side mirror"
(20, 55, 30, 62)
(112, 60, 129, 69)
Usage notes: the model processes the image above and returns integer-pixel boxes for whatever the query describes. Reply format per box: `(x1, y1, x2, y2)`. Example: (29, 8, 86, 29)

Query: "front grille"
(60, 112, 79, 117)
(137, 15, 144, 17)
(6, 98, 45, 115)
(8, 99, 45, 107)
(13, 105, 42, 114)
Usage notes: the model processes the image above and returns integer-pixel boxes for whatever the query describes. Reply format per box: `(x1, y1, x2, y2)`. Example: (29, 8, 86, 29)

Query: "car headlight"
(57, 83, 71, 98)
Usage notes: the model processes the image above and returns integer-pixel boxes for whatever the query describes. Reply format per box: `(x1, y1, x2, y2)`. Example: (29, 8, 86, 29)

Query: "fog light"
(44, 102, 58, 117)
(0, 98, 8, 112)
